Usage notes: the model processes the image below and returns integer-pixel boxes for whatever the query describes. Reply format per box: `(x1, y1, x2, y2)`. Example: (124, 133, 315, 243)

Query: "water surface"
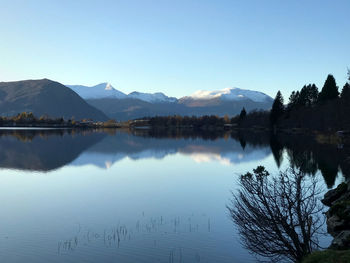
(0, 129, 347, 262)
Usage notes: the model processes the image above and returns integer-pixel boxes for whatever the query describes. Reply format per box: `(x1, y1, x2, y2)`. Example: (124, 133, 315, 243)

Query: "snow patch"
(189, 87, 270, 102)
(67, 83, 127, 99)
(128, 91, 177, 103)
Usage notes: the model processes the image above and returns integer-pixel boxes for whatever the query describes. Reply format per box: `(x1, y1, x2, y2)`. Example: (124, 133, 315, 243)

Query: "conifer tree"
(341, 83, 350, 100)
(270, 91, 284, 125)
(239, 107, 247, 120)
(343, 69, 350, 100)
(299, 84, 318, 106)
(318, 74, 339, 102)
(288, 91, 300, 110)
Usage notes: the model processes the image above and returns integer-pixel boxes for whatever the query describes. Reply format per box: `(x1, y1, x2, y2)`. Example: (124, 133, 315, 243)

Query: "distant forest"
(0, 112, 118, 128)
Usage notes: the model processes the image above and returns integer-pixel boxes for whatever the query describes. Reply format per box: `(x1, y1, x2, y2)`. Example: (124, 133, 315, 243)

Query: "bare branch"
(227, 166, 326, 262)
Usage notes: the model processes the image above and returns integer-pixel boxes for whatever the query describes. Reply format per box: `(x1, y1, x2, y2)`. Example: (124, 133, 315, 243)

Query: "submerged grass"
(315, 133, 342, 145)
(302, 250, 350, 263)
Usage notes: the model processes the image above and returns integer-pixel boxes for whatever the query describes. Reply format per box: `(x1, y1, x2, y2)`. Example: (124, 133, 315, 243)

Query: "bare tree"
(227, 166, 325, 263)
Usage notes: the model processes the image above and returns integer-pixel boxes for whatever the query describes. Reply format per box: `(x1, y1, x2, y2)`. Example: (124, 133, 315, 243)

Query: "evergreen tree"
(309, 84, 319, 105)
(239, 107, 247, 120)
(318, 74, 339, 102)
(270, 91, 284, 125)
(288, 90, 300, 110)
(298, 85, 308, 106)
(341, 83, 350, 100)
(299, 84, 318, 106)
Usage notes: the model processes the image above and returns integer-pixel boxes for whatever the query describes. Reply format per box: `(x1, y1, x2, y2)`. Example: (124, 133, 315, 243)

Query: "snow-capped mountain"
(128, 91, 177, 103)
(68, 83, 271, 103)
(66, 82, 273, 120)
(187, 87, 271, 102)
(67, 83, 177, 103)
(67, 83, 127, 99)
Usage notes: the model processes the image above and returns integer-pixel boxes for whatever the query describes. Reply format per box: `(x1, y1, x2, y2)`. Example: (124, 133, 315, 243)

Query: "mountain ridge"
(67, 83, 178, 103)
(0, 79, 273, 122)
(67, 82, 273, 104)
(67, 82, 273, 120)
(0, 79, 108, 121)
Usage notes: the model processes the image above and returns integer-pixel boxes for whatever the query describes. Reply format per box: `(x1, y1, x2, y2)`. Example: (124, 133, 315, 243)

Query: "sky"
(0, 0, 349, 98)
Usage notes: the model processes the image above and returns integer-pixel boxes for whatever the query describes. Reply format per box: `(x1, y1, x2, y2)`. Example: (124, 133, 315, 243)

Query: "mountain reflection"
(72, 131, 271, 169)
(0, 128, 349, 188)
(0, 129, 106, 171)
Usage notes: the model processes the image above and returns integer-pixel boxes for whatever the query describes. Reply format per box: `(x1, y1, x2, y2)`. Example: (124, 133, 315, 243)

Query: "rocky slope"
(322, 182, 350, 249)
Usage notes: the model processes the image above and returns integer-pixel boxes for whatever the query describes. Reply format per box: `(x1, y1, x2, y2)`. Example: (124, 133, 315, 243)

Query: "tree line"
(144, 70, 350, 132)
(143, 108, 269, 129)
(0, 112, 66, 125)
(0, 112, 120, 128)
(269, 70, 350, 130)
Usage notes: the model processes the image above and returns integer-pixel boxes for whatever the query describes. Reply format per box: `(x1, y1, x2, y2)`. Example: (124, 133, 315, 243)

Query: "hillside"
(87, 98, 184, 120)
(0, 79, 108, 121)
(87, 97, 272, 121)
(67, 83, 273, 120)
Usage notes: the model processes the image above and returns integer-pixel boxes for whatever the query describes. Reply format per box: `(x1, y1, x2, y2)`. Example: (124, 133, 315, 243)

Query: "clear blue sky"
(0, 0, 349, 98)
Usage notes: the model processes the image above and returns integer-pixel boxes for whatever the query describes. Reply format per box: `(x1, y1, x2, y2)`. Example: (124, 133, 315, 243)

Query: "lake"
(0, 128, 347, 263)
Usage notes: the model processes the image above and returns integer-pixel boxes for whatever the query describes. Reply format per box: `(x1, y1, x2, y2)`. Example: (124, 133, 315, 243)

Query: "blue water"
(0, 130, 338, 262)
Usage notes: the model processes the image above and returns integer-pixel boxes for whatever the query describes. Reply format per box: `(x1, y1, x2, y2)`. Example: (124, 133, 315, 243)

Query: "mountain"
(67, 83, 127, 99)
(87, 98, 184, 121)
(178, 87, 273, 110)
(87, 95, 272, 121)
(128, 91, 177, 103)
(68, 83, 177, 103)
(0, 79, 108, 120)
(185, 87, 271, 102)
(66, 82, 273, 120)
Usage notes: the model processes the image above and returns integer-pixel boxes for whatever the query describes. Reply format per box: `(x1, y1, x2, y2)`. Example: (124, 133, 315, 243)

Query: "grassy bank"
(302, 250, 350, 263)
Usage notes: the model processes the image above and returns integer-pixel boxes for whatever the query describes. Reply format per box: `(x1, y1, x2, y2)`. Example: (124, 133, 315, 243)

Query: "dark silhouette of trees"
(239, 137, 246, 149)
(318, 161, 339, 189)
(147, 115, 227, 128)
(318, 74, 339, 102)
(288, 90, 300, 110)
(279, 72, 350, 131)
(0, 112, 106, 127)
(228, 166, 325, 263)
(341, 83, 350, 100)
(239, 107, 247, 120)
(146, 71, 349, 132)
(299, 84, 319, 107)
(270, 91, 284, 125)
(288, 84, 318, 111)
(238, 107, 247, 126)
(270, 136, 284, 167)
(287, 149, 318, 176)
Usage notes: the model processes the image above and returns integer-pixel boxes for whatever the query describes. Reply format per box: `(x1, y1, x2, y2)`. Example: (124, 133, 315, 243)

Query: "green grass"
(302, 250, 350, 263)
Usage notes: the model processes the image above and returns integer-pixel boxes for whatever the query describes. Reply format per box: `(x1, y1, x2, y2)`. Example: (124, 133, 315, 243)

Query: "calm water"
(0, 129, 347, 263)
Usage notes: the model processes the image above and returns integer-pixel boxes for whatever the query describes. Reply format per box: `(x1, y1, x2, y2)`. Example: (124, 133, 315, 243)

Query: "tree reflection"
(317, 161, 339, 189)
(287, 149, 318, 176)
(239, 137, 247, 150)
(227, 166, 325, 263)
(270, 136, 284, 168)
